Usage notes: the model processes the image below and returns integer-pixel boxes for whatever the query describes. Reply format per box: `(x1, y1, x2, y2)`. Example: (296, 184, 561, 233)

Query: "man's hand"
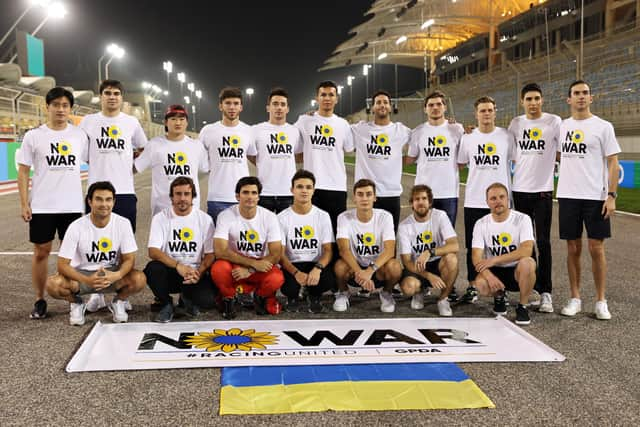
(252, 259, 273, 273)
(87, 268, 112, 290)
(415, 252, 431, 272)
(21, 205, 32, 222)
(426, 272, 446, 289)
(294, 271, 309, 286)
(355, 267, 375, 290)
(602, 197, 616, 220)
(232, 267, 252, 282)
(177, 263, 200, 284)
(486, 274, 505, 293)
(306, 267, 321, 286)
(474, 258, 496, 273)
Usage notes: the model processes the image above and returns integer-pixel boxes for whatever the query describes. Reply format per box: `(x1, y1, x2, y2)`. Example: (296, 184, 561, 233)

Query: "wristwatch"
(314, 262, 325, 270)
(607, 192, 617, 199)
(429, 248, 437, 258)
(369, 262, 379, 272)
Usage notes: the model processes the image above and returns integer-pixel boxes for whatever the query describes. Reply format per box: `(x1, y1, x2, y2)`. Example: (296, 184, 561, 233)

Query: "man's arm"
(198, 253, 215, 276)
(475, 241, 534, 272)
(263, 241, 282, 265)
(471, 248, 504, 291)
(374, 239, 396, 269)
(247, 155, 257, 165)
(18, 164, 32, 221)
(603, 154, 619, 219)
(105, 252, 136, 283)
(337, 238, 361, 272)
(214, 238, 256, 268)
(57, 257, 110, 290)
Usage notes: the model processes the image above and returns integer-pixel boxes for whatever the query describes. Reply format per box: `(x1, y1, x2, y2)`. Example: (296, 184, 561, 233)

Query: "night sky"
(1, 0, 424, 125)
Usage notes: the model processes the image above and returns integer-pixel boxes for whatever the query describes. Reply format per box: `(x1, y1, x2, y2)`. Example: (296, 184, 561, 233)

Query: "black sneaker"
(461, 286, 478, 303)
(285, 297, 300, 312)
(254, 294, 268, 315)
(30, 299, 47, 319)
(222, 297, 236, 319)
(178, 294, 200, 317)
(308, 296, 324, 314)
(447, 288, 459, 303)
(154, 303, 174, 323)
(493, 294, 507, 315)
(515, 304, 531, 325)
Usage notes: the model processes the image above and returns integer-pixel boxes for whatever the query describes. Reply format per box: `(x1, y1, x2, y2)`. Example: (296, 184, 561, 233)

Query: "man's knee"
(440, 253, 458, 271)
(334, 259, 352, 279)
(567, 240, 582, 257)
(381, 259, 402, 281)
(46, 274, 66, 298)
(400, 277, 421, 296)
(587, 239, 605, 257)
(33, 242, 52, 261)
(123, 269, 146, 293)
(517, 257, 536, 275)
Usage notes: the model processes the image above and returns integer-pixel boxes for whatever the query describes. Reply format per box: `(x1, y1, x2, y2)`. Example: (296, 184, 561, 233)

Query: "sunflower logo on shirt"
(530, 128, 542, 141)
(484, 143, 497, 155)
(498, 232, 512, 246)
(97, 237, 112, 252)
(301, 226, 315, 239)
(376, 134, 389, 146)
(419, 230, 433, 244)
(245, 229, 259, 243)
(57, 142, 72, 156)
(174, 152, 188, 165)
(434, 135, 447, 147)
(180, 228, 194, 241)
(276, 132, 288, 144)
(362, 232, 376, 247)
(571, 130, 584, 144)
(108, 125, 121, 139)
(320, 125, 333, 137)
(229, 135, 241, 148)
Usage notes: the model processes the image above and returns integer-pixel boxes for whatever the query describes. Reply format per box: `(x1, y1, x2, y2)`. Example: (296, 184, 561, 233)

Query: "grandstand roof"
(0, 63, 22, 83)
(18, 76, 56, 95)
(320, 0, 544, 71)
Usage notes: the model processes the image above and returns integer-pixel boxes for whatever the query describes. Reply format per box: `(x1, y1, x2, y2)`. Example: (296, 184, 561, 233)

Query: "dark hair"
(235, 176, 262, 195)
(353, 178, 376, 195)
(45, 87, 74, 107)
(99, 79, 124, 95)
(86, 181, 116, 204)
(568, 80, 590, 97)
(268, 87, 288, 104)
(485, 182, 508, 197)
(521, 83, 542, 99)
(424, 90, 446, 107)
(474, 95, 496, 110)
(410, 184, 433, 205)
(316, 80, 337, 94)
(219, 86, 242, 103)
(291, 169, 316, 187)
(372, 90, 391, 104)
(169, 176, 196, 198)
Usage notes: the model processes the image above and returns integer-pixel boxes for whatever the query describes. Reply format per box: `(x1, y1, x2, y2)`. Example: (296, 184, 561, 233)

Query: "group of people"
(18, 77, 620, 327)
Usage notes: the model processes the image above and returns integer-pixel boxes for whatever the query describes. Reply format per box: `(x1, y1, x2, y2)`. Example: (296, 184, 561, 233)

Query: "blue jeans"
(433, 197, 458, 228)
(207, 201, 236, 225)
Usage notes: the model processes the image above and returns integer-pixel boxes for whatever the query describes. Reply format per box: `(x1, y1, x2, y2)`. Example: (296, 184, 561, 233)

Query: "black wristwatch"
(429, 248, 437, 258)
(607, 192, 617, 199)
(314, 262, 325, 270)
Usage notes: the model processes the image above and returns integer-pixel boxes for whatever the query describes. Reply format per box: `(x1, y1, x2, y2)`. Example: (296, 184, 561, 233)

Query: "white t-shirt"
(278, 205, 334, 263)
(214, 205, 281, 259)
(148, 207, 214, 268)
(352, 121, 410, 197)
(58, 213, 137, 271)
(397, 209, 457, 263)
(336, 208, 395, 267)
(471, 210, 534, 268)
(17, 124, 88, 213)
(200, 121, 256, 202)
(508, 113, 561, 192)
(295, 112, 354, 192)
(556, 115, 621, 201)
(79, 112, 148, 195)
(252, 122, 302, 196)
(134, 135, 209, 215)
(458, 127, 513, 208)
(408, 122, 464, 198)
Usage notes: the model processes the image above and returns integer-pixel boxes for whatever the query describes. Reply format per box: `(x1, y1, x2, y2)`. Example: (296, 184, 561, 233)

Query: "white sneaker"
(410, 292, 425, 310)
(437, 299, 453, 317)
(86, 293, 106, 312)
(109, 299, 128, 323)
(124, 299, 132, 311)
(379, 290, 396, 313)
(561, 298, 582, 316)
(595, 300, 611, 320)
(332, 292, 350, 312)
(539, 292, 554, 313)
(69, 302, 86, 326)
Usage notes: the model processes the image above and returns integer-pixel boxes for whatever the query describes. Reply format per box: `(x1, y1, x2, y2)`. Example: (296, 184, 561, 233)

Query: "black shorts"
(558, 198, 611, 240)
(401, 260, 441, 289)
(29, 213, 81, 244)
(85, 193, 137, 233)
(487, 266, 519, 292)
(348, 264, 385, 289)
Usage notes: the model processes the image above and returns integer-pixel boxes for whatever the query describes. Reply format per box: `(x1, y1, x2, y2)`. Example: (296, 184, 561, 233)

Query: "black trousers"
(144, 260, 216, 308)
(374, 196, 401, 233)
(513, 191, 553, 294)
(312, 189, 347, 236)
(464, 207, 490, 282)
(258, 195, 293, 214)
(281, 261, 336, 299)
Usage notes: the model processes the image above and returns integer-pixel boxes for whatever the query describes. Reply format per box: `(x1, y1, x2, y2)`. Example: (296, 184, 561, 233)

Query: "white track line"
(0, 251, 59, 255)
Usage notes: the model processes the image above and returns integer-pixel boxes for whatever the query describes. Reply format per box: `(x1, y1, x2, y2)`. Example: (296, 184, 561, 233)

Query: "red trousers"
(210, 259, 284, 299)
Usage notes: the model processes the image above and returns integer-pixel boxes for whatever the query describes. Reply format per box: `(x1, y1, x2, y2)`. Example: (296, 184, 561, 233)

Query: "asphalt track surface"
(1, 166, 639, 426)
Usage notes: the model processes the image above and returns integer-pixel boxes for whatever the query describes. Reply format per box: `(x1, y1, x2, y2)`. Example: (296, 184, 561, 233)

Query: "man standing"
(249, 87, 302, 214)
(45, 182, 146, 325)
(556, 80, 621, 320)
(79, 79, 147, 231)
(135, 105, 209, 216)
(472, 183, 536, 325)
(295, 81, 354, 234)
(508, 83, 561, 313)
(278, 170, 334, 313)
(144, 177, 216, 322)
(352, 90, 410, 231)
(458, 96, 513, 303)
(398, 185, 459, 316)
(200, 87, 256, 223)
(333, 179, 402, 313)
(18, 87, 88, 319)
(406, 90, 464, 227)
(210, 177, 284, 318)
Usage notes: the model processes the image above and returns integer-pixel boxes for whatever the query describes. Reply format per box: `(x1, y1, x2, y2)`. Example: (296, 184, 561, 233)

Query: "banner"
(66, 317, 565, 372)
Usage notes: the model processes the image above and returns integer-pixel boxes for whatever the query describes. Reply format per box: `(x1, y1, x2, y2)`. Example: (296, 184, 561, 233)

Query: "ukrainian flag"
(220, 363, 494, 414)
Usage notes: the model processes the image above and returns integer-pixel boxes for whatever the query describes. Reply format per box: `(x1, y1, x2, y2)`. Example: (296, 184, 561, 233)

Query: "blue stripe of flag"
(221, 363, 468, 387)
